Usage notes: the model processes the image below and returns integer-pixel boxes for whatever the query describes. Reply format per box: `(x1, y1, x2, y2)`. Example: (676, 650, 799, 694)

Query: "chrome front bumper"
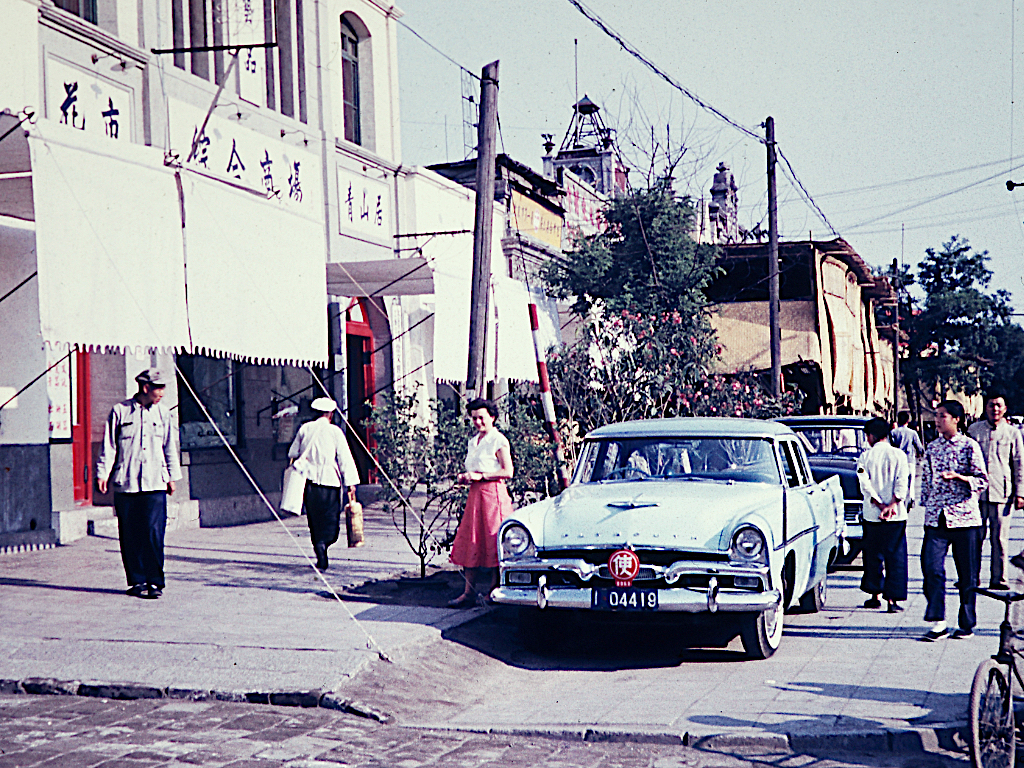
(493, 556, 777, 613)
(491, 583, 781, 612)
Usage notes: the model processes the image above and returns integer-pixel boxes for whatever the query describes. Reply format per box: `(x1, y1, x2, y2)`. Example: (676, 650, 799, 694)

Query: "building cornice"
(39, 2, 150, 67)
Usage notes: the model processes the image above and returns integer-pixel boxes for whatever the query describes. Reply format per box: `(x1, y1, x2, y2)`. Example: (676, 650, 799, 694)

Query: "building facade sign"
(562, 172, 606, 240)
(227, 0, 265, 107)
(46, 55, 133, 142)
(46, 349, 72, 440)
(337, 163, 392, 245)
(170, 99, 319, 213)
(510, 191, 562, 250)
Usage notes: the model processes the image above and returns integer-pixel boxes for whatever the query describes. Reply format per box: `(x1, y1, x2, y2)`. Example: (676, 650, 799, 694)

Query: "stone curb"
(0, 678, 391, 723)
(397, 722, 970, 754)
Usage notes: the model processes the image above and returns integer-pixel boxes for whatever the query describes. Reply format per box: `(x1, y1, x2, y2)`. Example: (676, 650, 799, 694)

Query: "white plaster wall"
(0, 220, 49, 444)
(0, 0, 40, 113)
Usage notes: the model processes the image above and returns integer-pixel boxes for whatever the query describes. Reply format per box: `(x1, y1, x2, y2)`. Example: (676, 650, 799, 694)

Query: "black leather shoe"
(142, 585, 162, 599)
(990, 582, 1011, 591)
(126, 584, 146, 598)
(863, 596, 882, 609)
(950, 628, 974, 639)
(887, 601, 904, 613)
(1011, 553, 1024, 571)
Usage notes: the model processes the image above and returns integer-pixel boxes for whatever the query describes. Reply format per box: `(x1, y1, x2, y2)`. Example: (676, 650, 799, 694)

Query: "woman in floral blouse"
(919, 400, 988, 641)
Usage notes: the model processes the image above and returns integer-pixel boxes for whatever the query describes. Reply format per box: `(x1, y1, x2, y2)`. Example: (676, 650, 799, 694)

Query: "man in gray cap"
(288, 397, 361, 570)
(97, 369, 182, 599)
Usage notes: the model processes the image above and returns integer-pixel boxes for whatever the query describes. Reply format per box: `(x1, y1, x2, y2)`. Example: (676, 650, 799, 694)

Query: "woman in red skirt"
(448, 398, 514, 607)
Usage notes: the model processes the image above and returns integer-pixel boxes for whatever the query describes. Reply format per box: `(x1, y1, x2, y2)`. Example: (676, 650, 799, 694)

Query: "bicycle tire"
(969, 658, 1016, 768)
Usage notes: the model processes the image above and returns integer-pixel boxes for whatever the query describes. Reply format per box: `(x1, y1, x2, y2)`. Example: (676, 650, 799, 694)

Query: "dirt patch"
(335, 568, 473, 608)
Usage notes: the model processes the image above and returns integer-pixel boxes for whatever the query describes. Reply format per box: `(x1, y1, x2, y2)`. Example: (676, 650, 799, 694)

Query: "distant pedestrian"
(857, 417, 910, 613)
(288, 397, 361, 571)
(448, 398, 514, 608)
(919, 400, 988, 641)
(96, 369, 182, 600)
(968, 393, 1024, 587)
(890, 411, 924, 504)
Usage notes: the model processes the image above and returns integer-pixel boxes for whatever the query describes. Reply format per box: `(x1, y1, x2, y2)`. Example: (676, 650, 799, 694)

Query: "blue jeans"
(921, 518, 981, 630)
(115, 491, 167, 589)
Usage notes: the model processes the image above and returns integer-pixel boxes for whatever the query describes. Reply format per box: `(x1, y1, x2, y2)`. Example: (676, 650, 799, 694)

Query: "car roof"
(775, 415, 872, 427)
(587, 417, 796, 440)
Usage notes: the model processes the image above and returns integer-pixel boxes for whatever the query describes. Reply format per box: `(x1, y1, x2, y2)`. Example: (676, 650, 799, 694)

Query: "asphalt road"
(0, 693, 967, 767)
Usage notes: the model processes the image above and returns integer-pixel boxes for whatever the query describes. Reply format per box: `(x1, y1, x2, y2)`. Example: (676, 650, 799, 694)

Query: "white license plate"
(591, 587, 659, 611)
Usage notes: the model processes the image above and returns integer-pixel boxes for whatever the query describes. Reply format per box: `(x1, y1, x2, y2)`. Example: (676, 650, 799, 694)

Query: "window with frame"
(53, 0, 98, 23)
(176, 355, 241, 449)
(341, 18, 361, 145)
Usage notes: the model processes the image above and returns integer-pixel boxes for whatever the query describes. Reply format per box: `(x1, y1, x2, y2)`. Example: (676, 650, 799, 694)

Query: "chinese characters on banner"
(171, 99, 319, 212)
(337, 166, 391, 244)
(46, 350, 73, 440)
(47, 57, 131, 142)
(228, 0, 265, 107)
(562, 173, 607, 241)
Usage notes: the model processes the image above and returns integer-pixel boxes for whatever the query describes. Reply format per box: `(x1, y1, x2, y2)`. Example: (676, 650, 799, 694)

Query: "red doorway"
(346, 298, 376, 483)
(71, 350, 92, 505)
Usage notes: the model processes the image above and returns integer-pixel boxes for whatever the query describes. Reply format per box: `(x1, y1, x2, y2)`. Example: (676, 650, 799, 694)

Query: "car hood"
(512, 480, 782, 553)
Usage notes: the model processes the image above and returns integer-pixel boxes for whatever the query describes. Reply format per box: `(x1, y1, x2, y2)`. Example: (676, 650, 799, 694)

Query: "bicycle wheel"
(969, 658, 1016, 768)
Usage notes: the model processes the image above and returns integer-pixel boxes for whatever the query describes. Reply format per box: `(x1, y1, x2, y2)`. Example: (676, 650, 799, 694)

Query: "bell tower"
(544, 95, 627, 195)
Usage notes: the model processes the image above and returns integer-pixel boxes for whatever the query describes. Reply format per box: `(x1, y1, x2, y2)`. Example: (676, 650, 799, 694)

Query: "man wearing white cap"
(96, 369, 182, 599)
(288, 397, 361, 570)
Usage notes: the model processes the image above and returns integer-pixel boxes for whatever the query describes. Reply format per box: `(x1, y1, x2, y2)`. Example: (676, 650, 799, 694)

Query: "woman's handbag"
(280, 465, 306, 514)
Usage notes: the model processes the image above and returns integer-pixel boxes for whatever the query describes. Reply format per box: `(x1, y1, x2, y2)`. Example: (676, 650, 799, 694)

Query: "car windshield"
(574, 437, 780, 485)
(791, 426, 868, 457)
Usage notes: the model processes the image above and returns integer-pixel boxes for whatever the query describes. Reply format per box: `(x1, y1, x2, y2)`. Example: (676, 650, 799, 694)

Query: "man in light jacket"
(288, 397, 361, 570)
(970, 393, 1024, 587)
(857, 417, 910, 613)
(96, 369, 182, 600)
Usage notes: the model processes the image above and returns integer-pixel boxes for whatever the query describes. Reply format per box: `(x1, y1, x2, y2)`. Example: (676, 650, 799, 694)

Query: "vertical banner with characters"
(47, 349, 73, 440)
(230, 0, 265, 107)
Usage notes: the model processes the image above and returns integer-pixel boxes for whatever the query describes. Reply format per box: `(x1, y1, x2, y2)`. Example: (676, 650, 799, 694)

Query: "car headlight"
(500, 523, 535, 560)
(730, 527, 768, 566)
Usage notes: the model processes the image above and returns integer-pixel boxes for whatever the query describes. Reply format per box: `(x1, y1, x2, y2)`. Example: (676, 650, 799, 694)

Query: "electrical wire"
(394, 17, 477, 80)
(775, 145, 839, 238)
(562, 0, 762, 143)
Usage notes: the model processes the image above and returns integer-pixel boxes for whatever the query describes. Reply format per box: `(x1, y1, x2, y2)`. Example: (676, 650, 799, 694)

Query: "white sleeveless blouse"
(465, 429, 510, 474)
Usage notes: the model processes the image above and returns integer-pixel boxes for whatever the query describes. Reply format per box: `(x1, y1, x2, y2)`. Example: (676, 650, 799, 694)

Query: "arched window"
(341, 18, 361, 145)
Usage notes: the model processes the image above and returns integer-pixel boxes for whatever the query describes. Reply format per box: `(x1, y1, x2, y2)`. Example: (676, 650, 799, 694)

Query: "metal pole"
(892, 258, 900, 419)
(466, 60, 500, 397)
(528, 302, 570, 490)
(766, 117, 781, 399)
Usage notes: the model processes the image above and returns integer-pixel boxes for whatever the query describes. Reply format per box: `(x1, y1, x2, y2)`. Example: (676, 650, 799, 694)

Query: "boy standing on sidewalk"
(857, 417, 910, 613)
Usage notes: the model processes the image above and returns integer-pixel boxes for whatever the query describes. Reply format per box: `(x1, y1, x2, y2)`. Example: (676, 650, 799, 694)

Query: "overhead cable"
(394, 17, 478, 79)
(562, 0, 763, 143)
(775, 145, 839, 238)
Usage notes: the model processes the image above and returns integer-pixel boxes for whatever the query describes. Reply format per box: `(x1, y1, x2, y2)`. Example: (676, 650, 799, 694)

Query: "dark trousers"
(861, 520, 908, 601)
(114, 491, 167, 589)
(304, 482, 342, 562)
(921, 519, 981, 630)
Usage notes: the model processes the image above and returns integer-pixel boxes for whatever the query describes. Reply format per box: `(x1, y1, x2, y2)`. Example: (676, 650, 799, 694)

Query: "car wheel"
(739, 592, 784, 660)
(798, 576, 827, 613)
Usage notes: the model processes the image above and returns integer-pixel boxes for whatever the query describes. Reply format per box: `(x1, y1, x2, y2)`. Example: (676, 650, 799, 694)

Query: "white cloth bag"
(280, 465, 306, 514)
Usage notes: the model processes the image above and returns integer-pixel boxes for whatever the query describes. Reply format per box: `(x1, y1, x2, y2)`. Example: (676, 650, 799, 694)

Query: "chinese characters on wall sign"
(48, 57, 132, 142)
(337, 166, 391, 244)
(46, 350, 73, 440)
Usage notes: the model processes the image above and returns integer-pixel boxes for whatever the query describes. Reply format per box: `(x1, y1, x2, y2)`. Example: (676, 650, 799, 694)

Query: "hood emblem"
(607, 498, 659, 510)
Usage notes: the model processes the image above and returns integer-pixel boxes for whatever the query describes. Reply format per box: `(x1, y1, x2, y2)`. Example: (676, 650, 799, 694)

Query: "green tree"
(882, 235, 1014, 411)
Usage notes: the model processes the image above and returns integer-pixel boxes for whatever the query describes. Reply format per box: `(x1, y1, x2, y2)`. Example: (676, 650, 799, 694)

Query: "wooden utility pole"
(892, 258, 900, 419)
(466, 60, 500, 397)
(766, 117, 781, 399)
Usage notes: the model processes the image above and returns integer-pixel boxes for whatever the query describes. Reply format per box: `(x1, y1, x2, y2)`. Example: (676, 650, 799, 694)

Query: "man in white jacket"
(288, 397, 361, 570)
(857, 417, 911, 613)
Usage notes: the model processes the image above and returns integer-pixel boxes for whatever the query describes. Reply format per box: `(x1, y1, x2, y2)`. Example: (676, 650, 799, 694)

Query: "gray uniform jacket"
(96, 397, 183, 494)
(968, 419, 1024, 504)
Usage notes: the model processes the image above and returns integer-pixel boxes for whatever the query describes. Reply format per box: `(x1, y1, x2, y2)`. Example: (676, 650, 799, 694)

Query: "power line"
(394, 17, 478, 79)
(563, 0, 762, 143)
(775, 145, 840, 238)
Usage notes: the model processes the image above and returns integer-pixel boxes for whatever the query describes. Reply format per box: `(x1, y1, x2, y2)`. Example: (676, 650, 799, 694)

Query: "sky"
(395, 0, 1024, 313)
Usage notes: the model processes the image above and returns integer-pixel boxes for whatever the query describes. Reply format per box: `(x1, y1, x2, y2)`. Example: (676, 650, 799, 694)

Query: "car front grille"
(539, 548, 728, 566)
(597, 565, 658, 581)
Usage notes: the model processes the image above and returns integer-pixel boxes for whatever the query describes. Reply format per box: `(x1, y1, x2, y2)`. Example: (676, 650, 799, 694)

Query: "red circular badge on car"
(608, 549, 640, 587)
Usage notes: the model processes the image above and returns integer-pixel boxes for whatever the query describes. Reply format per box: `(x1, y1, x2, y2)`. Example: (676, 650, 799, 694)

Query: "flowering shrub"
(546, 307, 801, 466)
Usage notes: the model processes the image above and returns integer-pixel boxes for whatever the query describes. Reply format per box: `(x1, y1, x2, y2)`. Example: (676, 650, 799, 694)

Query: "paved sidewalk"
(0, 505, 482, 697)
(0, 499, 1020, 754)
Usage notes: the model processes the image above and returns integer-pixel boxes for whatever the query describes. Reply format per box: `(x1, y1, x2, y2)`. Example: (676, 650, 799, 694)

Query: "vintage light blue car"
(492, 418, 844, 659)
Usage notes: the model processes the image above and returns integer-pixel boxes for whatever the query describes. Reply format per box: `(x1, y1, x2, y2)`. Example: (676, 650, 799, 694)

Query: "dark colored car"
(775, 415, 871, 565)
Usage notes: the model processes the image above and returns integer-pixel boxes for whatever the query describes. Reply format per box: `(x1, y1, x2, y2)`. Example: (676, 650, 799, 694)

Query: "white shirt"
(465, 429, 510, 475)
(288, 417, 360, 487)
(96, 397, 182, 493)
(857, 440, 911, 522)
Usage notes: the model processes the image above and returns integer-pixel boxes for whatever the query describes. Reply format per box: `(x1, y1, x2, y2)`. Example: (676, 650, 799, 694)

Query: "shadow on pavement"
(0, 577, 126, 596)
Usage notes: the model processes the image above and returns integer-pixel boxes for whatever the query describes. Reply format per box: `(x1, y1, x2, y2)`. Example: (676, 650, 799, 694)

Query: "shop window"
(341, 18, 361, 144)
(53, 0, 98, 24)
(177, 355, 241, 449)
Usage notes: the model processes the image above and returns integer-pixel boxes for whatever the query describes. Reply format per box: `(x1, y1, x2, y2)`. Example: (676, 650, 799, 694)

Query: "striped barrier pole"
(528, 302, 571, 490)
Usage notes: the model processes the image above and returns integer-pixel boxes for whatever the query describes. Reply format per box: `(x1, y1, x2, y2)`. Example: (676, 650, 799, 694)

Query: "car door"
(779, 438, 818, 598)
